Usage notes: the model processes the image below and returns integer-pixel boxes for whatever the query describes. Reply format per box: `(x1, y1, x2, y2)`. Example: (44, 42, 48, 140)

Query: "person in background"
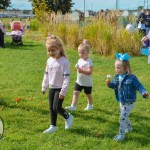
(106, 53, 149, 141)
(25, 17, 30, 31)
(10, 18, 14, 27)
(65, 39, 94, 111)
(137, 9, 147, 36)
(42, 34, 74, 134)
(145, 9, 150, 34)
(125, 22, 135, 33)
(141, 34, 149, 48)
(0, 20, 6, 48)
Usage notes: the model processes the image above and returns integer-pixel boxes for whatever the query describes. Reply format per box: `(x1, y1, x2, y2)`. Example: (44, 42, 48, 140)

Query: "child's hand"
(106, 79, 111, 85)
(143, 93, 150, 99)
(78, 68, 83, 73)
(106, 74, 111, 85)
(59, 94, 64, 99)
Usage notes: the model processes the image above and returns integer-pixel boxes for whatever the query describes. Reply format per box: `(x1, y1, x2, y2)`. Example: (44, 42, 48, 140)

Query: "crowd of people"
(125, 9, 150, 65)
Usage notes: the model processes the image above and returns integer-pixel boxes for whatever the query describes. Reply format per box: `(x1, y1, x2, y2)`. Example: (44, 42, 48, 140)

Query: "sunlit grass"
(0, 34, 150, 149)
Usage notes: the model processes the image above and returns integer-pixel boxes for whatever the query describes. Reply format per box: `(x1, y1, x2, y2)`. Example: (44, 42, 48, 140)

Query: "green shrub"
(38, 12, 142, 56)
(30, 19, 40, 31)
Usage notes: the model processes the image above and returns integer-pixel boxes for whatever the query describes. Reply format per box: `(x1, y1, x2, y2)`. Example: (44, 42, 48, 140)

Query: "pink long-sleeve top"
(42, 56, 70, 96)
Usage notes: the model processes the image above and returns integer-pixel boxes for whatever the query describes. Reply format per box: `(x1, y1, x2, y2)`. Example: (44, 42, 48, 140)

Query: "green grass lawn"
(0, 34, 150, 150)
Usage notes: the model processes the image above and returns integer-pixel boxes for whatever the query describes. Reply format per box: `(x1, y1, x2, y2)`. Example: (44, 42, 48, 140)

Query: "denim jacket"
(108, 73, 147, 103)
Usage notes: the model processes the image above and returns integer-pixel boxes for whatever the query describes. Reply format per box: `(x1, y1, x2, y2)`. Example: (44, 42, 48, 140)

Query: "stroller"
(11, 21, 23, 45)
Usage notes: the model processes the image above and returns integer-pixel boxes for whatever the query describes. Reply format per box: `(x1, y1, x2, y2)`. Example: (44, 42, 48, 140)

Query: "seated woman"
(141, 30, 150, 48)
(141, 35, 149, 48)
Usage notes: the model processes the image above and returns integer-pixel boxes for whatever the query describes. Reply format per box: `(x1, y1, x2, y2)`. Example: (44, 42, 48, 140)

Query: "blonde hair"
(78, 39, 90, 52)
(116, 60, 132, 75)
(46, 34, 66, 57)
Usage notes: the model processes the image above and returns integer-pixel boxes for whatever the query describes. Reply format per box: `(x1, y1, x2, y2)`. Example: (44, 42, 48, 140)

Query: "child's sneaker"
(65, 114, 74, 130)
(84, 104, 93, 110)
(113, 134, 125, 141)
(125, 127, 133, 133)
(65, 105, 76, 111)
(43, 125, 58, 134)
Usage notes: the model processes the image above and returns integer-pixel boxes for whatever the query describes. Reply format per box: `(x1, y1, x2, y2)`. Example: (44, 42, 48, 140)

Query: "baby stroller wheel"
(20, 42, 23, 46)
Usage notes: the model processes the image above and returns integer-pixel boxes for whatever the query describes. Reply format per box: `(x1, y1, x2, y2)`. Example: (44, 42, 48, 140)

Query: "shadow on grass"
(0, 98, 7, 106)
(0, 98, 49, 115)
(124, 113, 150, 145)
(2, 41, 41, 50)
(71, 107, 118, 124)
(70, 108, 150, 145)
(70, 126, 105, 139)
(1, 97, 150, 145)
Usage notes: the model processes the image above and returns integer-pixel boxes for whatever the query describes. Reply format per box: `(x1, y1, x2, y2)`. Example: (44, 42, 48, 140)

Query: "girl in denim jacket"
(106, 53, 149, 141)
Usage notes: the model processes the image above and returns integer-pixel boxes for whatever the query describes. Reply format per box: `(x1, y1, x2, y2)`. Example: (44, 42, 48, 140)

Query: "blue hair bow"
(116, 52, 131, 61)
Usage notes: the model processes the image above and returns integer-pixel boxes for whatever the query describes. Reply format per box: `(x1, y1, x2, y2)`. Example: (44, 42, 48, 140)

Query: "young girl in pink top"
(42, 34, 73, 133)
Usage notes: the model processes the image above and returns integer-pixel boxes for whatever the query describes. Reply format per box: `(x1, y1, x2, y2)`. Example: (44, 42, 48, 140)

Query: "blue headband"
(116, 52, 131, 61)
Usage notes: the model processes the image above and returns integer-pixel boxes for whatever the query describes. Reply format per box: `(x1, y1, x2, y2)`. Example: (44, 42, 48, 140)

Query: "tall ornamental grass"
(37, 13, 142, 56)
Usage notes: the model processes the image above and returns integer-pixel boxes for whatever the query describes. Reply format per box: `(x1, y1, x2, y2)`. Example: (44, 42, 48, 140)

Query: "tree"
(32, 0, 74, 14)
(0, 0, 11, 9)
(138, 6, 144, 10)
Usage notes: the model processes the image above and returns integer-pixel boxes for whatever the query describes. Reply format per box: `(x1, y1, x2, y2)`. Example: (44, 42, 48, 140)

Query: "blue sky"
(10, 0, 147, 11)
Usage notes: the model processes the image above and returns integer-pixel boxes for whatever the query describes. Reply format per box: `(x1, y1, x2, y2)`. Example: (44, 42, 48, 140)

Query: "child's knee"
(74, 90, 80, 96)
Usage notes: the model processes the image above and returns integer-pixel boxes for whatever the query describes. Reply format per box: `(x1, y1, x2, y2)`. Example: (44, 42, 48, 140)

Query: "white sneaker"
(84, 104, 93, 110)
(43, 125, 58, 134)
(125, 127, 133, 133)
(113, 134, 125, 141)
(65, 106, 76, 111)
(65, 114, 74, 130)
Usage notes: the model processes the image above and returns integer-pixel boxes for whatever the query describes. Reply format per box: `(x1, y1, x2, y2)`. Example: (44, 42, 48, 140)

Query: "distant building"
(69, 10, 84, 21)
(0, 10, 33, 18)
(121, 10, 138, 17)
(85, 10, 96, 17)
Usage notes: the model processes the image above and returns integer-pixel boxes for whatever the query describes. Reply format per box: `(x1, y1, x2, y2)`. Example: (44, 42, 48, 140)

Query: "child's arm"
(106, 79, 115, 89)
(41, 64, 49, 94)
(132, 75, 149, 98)
(59, 60, 70, 98)
(60, 75, 70, 98)
(77, 66, 93, 75)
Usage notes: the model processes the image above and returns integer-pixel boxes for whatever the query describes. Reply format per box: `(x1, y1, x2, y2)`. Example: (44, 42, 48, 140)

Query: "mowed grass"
(0, 34, 150, 150)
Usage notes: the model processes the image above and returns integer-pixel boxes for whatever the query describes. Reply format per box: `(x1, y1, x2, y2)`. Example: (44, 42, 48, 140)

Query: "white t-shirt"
(126, 23, 135, 33)
(138, 22, 146, 29)
(76, 58, 93, 86)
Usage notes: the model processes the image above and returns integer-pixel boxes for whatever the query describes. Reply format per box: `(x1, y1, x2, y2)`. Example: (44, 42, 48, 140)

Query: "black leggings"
(48, 88, 69, 126)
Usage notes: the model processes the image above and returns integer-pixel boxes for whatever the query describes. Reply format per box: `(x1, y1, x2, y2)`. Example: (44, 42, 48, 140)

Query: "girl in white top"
(42, 34, 73, 133)
(66, 39, 93, 111)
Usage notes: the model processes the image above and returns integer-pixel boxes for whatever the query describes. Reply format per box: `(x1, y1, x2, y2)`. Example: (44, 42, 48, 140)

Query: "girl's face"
(115, 61, 126, 75)
(47, 46, 60, 58)
(78, 48, 89, 60)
